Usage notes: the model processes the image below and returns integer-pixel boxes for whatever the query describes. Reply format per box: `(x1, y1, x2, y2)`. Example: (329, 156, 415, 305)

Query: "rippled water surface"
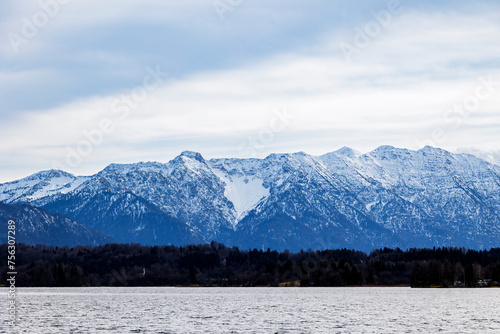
(1, 287, 499, 333)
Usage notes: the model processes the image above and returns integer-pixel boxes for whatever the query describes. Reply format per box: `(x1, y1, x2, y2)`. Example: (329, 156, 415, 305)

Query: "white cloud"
(1, 6, 500, 182)
(456, 147, 500, 166)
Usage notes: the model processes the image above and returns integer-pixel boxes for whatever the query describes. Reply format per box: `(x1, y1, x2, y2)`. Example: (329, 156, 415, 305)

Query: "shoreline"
(4, 284, 500, 289)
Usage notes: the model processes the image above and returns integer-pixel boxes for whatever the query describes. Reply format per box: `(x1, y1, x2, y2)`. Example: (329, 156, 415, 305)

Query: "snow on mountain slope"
(208, 152, 340, 224)
(210, 167, 269, 224)
(0, 170, 89, 203)
(99, 161, 169, 176)
(319, 145, 500, 241)
(20, 152, 230, 242)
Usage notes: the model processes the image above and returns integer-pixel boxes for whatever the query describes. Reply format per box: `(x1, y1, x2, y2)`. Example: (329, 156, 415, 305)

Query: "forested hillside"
(1, 243, 499, 288)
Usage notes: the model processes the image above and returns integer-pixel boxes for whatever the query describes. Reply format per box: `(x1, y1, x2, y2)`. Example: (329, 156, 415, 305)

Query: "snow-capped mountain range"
(1, 146, 500, 251)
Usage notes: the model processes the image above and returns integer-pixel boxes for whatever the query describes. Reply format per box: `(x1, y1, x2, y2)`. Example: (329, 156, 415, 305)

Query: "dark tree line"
(1, 243, 499, 287)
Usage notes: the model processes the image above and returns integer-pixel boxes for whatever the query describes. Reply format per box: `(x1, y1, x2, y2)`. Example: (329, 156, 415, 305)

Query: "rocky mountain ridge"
(1, 146, 499, 251)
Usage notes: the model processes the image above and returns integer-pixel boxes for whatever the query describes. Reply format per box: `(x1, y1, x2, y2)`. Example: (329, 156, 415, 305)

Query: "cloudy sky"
(1, 0, 499, 182)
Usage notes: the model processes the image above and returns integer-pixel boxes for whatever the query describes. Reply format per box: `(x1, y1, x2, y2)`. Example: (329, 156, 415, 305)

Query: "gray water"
(1, 287, 499, 333)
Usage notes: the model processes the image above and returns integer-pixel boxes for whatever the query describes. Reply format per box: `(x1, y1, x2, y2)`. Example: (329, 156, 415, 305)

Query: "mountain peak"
(30, 169, 75, 180)
(335, 146, 361, 158)
(179, 151, 205, 162)
(372, 145, 396, 152)
(419, 145, 437, 153)
(418, 146, 451, 157)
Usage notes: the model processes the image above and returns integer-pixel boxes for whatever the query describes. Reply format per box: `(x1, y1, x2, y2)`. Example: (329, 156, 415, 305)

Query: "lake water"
(1, 287, 499, 333)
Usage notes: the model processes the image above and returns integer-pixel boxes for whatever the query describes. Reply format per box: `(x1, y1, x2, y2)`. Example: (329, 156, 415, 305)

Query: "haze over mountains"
(1, 146, 500, 252)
